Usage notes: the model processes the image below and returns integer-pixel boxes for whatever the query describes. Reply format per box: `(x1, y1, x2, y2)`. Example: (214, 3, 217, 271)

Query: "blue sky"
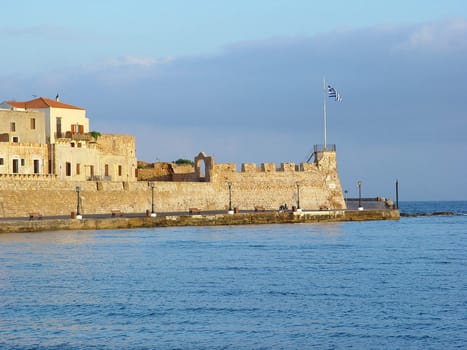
(1, 1, 467, 200)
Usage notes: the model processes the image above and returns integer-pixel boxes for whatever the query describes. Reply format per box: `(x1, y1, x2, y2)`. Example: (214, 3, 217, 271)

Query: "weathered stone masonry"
(0, 150, 345, 218)
(0, 96, 346, 218)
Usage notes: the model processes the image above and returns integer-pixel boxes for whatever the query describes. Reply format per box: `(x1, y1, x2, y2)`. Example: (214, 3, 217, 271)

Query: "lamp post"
(75, 186, 82, 219)
(150, 182, 157, 217)
(357, 181, 363, 210)
(296, 182, 301, 212)
(395, 179, 399, 209)
(227, 181, 233, 214)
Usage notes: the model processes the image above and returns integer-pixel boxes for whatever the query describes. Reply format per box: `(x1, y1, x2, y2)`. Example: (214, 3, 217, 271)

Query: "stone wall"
(137, 163, 172, 181)
(207, 150, 345, 210)
(0, 179, 215, 217)
(137, 162, 195, 181)
(0, 151, 345, 218)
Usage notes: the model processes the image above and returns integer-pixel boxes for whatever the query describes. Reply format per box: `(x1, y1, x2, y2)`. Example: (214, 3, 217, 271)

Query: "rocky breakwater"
(400, 211, 458, 217)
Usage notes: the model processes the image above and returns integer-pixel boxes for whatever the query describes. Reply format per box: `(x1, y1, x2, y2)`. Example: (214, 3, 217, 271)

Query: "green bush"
(174, 158, 194, 166)
(90, 131, 101, 140)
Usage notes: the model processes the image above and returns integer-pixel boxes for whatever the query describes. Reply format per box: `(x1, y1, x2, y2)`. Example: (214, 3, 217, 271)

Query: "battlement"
(212, 149, 337, 175)
(138, 150, 337, 182)
(239, 162, 318, 173)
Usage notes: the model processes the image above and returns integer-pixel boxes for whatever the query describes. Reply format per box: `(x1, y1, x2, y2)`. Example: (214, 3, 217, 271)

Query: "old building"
(0, 96, 137, 181)
(0, 96, 346, 218)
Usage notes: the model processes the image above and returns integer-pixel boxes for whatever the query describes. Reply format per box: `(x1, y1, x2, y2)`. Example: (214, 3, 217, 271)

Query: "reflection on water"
(1, 210, 466, 349)
(0, 230, 99, 245)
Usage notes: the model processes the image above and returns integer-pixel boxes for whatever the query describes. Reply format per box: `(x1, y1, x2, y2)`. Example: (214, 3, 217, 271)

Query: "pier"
(0, 209, 400, 234)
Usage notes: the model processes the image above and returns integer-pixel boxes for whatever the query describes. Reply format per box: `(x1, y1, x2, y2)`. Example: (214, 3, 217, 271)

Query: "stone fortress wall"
(0, 97, 345, 218)
(202, 150, 345, 210)
(0, 150, 345, 218)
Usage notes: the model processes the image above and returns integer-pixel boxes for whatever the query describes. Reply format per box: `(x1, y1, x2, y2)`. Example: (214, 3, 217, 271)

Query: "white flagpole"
(323, 77, 327, 149)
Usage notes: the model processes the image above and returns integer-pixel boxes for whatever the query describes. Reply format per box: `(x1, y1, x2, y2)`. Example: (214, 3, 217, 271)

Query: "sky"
(1, 0, 466, 200)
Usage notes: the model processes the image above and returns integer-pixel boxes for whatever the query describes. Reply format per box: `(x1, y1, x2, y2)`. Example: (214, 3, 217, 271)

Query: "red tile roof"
(5, 97, 85, 110)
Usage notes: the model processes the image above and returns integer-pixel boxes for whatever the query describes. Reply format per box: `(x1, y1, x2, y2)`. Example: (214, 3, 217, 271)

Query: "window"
(56, 117, 62, 138)
(118, 165, 122, 177)
(71, 142, 75, 148)
(34, 159, 40, 174)
(10, 122, 16, 132)
(12, 136, 19, 143)
(66, 162, 71, 176)
(76, 163, 80, 175)
(12, 159, 19, 173)
(71, 124, 84, 134)
(21, 159, 25, 166)
(0, 158, 3, 165)
(104, 164, 109, 177)
(30, 118, 36, 129)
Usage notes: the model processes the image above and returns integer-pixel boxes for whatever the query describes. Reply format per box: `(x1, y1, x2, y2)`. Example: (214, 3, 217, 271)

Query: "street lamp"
(296, 182, 301, 211)
(357, 181, 363, 210)
(150, 182, 157, 217)
(75, 186, 82, 219)
(227, 181, 233, 214)
(395, 179, 399, 209)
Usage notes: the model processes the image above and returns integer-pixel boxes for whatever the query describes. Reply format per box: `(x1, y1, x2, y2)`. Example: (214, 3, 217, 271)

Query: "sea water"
(0, 202, 466, 349)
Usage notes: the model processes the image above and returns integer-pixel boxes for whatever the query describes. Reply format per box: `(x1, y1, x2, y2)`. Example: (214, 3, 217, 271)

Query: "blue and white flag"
(327, 85, 342, 102)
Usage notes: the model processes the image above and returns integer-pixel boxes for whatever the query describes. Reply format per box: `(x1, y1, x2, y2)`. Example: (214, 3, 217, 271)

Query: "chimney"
(55, 94, 60, 101)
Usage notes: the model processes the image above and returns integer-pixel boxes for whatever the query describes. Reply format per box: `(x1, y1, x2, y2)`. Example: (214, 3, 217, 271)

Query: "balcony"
(314, 144, 337, 152)
(87, 175, 112, 181)
(55, 132, 94, 141)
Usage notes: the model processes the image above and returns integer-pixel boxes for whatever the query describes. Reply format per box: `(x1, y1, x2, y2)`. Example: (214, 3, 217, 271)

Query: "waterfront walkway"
(0, 208, 400, 234)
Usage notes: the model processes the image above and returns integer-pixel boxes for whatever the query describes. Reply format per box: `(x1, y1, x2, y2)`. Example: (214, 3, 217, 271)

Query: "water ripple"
(0, 202, 466, 349)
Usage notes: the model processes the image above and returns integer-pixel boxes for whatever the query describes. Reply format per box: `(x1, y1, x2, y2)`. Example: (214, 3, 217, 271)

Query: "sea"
(0, 201, 466, 349)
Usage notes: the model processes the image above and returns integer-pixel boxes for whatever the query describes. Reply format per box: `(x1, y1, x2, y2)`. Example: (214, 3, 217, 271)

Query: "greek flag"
(328, 85, 342, 102)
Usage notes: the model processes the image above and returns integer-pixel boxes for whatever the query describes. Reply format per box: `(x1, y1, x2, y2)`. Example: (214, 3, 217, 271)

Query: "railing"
(71, 133, 93, 141)
(346, 197, 386, 202)
(314, 144, 336, 152)
(0, 173, 57, 180)
(87, 175, 112, 181)
(345, 197, 394, 210)
(54, 132, 93, 141)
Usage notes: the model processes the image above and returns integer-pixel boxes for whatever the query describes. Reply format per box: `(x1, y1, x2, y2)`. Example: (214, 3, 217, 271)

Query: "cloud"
(395, 17, 467, 52)
(2, 18, 466, 199)
(0, 24, 79, 40)
(104, 56, 176, 68)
